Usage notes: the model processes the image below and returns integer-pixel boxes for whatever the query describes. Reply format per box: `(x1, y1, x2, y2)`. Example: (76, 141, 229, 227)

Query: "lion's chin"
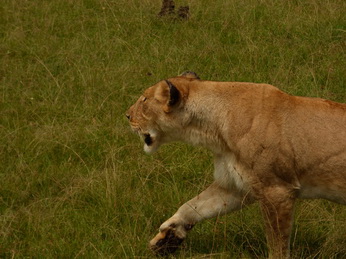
(144, 143, 159, 154)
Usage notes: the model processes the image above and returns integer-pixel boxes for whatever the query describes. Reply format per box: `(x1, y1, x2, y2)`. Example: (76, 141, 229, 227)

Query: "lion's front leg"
(257, 185, 297, 259)
(149, 182, 253, 255)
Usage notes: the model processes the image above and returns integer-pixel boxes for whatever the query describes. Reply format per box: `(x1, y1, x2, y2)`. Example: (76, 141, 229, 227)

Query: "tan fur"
(126, 73, 346, 258)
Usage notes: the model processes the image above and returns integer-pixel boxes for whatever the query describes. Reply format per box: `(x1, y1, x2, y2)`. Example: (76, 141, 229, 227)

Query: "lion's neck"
(179, 93, 230, 153)
(182, 122, 227, 153)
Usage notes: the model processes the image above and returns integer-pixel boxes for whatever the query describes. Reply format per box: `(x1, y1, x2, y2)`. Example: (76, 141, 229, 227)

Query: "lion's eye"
(142, 97, 147, 102)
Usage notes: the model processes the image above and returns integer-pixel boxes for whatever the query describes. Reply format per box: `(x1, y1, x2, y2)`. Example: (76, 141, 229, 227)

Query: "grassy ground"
(1, 0, 345, 258)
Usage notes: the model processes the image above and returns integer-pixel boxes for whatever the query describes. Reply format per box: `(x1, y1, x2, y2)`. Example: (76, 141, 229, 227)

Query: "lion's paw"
(149, 222, 194, 256)
(149, 227, 184, 255)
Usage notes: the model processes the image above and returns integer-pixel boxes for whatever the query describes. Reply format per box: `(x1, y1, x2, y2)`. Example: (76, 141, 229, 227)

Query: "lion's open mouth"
(131, 126, 154, 146)
(144, 133, 153, 146)
(137, 130, 159, 154)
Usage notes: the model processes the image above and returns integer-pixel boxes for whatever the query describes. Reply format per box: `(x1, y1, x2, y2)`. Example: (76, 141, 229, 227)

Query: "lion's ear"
(154, 80, 180, 113)
(180, 71, 200, 80)
(165, 80, 180, 106)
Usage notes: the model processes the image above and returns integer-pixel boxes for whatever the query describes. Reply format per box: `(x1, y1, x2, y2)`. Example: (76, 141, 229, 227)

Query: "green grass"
(1, 0, 345, 258)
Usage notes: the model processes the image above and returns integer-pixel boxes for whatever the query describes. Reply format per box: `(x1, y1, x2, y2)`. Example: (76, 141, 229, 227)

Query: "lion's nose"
(125, 113, 131, 120)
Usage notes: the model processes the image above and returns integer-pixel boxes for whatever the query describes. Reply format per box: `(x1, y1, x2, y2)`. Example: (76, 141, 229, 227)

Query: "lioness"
(126, 72, 346, 258)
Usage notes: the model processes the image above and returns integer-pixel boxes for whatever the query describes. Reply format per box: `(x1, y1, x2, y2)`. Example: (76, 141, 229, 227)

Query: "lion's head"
(126, 72, 199, 153)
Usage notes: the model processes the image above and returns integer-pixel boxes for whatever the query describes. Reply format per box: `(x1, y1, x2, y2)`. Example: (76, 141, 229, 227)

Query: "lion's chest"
(213, 153, 247, 192)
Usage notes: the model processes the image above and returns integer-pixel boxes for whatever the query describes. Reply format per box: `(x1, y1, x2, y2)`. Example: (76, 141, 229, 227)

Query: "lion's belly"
(298, 172, 346, 204)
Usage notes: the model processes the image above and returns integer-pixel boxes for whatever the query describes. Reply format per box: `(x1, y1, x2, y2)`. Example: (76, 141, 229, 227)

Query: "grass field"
(1, 0, 346, 258)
